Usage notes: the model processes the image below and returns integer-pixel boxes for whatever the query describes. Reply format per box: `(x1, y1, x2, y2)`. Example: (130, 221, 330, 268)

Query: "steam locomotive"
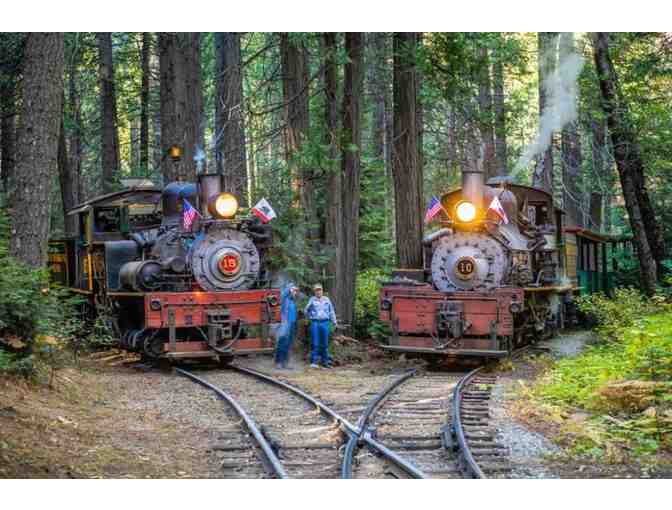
(48, 173, 280, 364)
(379, 168, 617, 360)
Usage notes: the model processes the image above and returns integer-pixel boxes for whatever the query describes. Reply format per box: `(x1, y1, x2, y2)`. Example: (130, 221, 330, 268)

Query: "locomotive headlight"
(210, 192, 239, 219)
(455, 201, 477, 222)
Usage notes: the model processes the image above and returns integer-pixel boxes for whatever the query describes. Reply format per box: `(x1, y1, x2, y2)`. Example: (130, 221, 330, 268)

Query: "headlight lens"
(456, 201, 476, 222)
(210, 193, 239, 219)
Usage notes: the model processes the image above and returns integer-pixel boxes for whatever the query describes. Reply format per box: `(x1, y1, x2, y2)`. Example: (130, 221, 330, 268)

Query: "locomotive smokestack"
(462, 168, 484, 210)
(198, 173, 224, 219)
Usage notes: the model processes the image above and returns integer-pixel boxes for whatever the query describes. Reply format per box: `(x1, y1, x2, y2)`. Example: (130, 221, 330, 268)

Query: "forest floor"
(0, 332, 670, 478)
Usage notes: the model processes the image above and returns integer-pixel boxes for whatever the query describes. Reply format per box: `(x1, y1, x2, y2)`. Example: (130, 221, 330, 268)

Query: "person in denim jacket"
(275, 284, 298, 369)
(304, 283, 337, 368)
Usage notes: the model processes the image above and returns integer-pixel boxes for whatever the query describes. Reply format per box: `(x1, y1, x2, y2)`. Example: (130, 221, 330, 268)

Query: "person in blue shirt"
(304, 283, 338, 369)
(275, 284, 299, 370)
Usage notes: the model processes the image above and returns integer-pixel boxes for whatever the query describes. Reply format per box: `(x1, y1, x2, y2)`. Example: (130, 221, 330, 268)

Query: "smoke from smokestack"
(516, 38, 584, 171)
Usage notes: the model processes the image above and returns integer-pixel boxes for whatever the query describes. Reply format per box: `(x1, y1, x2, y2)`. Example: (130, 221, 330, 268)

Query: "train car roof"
(564, 226, 632, 243)
(68, 187, 162, 215)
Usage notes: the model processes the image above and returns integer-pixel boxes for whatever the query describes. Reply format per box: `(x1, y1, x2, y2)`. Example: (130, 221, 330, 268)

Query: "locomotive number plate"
(455, 257, 476, 280)
(218, 253, 241, 277)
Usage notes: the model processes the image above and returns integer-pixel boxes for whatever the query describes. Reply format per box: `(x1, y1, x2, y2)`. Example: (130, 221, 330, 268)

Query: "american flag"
(183, 199, 201, 231)
(424, 196, 443, 224)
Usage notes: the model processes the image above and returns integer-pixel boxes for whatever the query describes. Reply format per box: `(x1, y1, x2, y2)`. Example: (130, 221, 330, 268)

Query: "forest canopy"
(1, 31, 671, 332)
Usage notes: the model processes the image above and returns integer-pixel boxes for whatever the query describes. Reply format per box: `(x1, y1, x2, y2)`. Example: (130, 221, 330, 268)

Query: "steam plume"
(516, 39, 584, 171)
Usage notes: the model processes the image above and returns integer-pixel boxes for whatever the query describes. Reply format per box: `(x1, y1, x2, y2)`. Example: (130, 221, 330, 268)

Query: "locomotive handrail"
(174, 368, 288, 479)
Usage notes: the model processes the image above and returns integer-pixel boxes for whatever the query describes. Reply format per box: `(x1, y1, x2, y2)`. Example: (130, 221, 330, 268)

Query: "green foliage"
(575, 288, 653, 341)
(354, 269, 390, 341)
(0, 207, 85, 378)
(531, 308, 672, 458)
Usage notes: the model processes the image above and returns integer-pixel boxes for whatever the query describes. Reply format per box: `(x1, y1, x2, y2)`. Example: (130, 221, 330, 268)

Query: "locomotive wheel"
(143, 334, 165, 359)
(218, 354, 234, 367)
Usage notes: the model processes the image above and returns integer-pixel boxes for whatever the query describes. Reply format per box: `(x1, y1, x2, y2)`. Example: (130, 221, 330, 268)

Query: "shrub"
(575, 288, 653, 341)
(0, 206, 85, 378)
(354, 269, 390, 341)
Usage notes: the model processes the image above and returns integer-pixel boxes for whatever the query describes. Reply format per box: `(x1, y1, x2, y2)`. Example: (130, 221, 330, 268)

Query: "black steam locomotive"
(48, 173, 280, 364)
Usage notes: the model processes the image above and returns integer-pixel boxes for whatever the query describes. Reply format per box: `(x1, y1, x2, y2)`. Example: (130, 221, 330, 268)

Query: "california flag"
(488, 196, 509, 224)
(252, 198, 277, 223)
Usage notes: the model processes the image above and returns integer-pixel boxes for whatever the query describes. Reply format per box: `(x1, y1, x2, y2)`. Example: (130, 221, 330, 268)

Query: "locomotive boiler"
(48, 173, 280, 364)
(379, 168, 573, 359)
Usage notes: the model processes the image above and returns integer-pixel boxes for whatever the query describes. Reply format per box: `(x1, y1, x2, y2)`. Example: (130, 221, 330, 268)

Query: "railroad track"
(176, 354, 525, 479)
(343, 370, 462, 478)
(448, 367, 510, 478)
(176, 365, 357, 478)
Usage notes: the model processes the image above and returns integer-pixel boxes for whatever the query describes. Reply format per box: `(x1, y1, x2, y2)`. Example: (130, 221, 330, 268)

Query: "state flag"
(252, 198, 277, 223)
(488, 195, 509, 224)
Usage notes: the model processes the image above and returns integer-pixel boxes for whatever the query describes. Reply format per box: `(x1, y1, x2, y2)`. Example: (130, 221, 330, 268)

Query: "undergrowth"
(519, 289, 672, 463)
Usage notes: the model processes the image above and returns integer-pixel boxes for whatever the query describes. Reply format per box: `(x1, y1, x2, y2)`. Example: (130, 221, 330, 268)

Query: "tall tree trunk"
(323, 33, 341, 301)
(97, 33, 120, 193)
(58, 109, 77, 236)
(534, 32, 558, 193)
(416, 33, 425, 195)
(591, 32, 660, 293)
(559, 33, 583, 228)
(215, 33, 248, 205)
(592, 119, 613, 231)
(392, 32, 423, 269)
(159, 32, 202, 183)
(339, 32, 363, 332)
(10, 33, 64, 268)
(0, 75, 16, 194)
(370, 33, 395, 243)
(492, 39, 507, 175)
(280, 33, 317, 275)
(68, 50, 83, 204)
(140, 32, 150, 175)
(477, 45, 496, 180)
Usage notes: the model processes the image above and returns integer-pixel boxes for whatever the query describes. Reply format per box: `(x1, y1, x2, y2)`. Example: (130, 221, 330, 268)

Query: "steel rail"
(233, 364, 428, 479)
(341, 369, 418, 479)
(231, 364, 359, 435)
(450, 345, 535, 479)
(451, 366, 487, 479)
(174, 367, 289, 479)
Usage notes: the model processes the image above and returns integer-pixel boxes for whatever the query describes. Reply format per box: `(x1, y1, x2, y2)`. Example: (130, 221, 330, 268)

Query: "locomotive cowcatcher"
(379, 167, 584, 360)
(48, 173, 280, 364)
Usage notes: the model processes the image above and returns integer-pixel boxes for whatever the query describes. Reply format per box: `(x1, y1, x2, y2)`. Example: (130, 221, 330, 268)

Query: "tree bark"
(477, 45, 496, 180)
(97, 33, 120, 193)
(10, 33, 64, 268)
(591, 32, 660, 293)
(58, 109, 77, 237)
(68, 36, 83, 204)
(492, 39, 507, 175)
(159, 32, 203, 183)
(534, 32, 558, 193)
(140, 32, 150, 175)
(215, 33, 248, 205)
(392, 32, 423, 269)
(280, 33, 317, 273)
(559, 33, 583, 228)
(0, 74, 16, 194)
(323, 32, 341, 301)
(339, 32, 363, 332)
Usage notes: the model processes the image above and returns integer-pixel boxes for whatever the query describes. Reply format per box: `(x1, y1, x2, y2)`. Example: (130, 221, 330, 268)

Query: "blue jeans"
(275, 322, 296, 364)
(310, 320, 331, 365)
